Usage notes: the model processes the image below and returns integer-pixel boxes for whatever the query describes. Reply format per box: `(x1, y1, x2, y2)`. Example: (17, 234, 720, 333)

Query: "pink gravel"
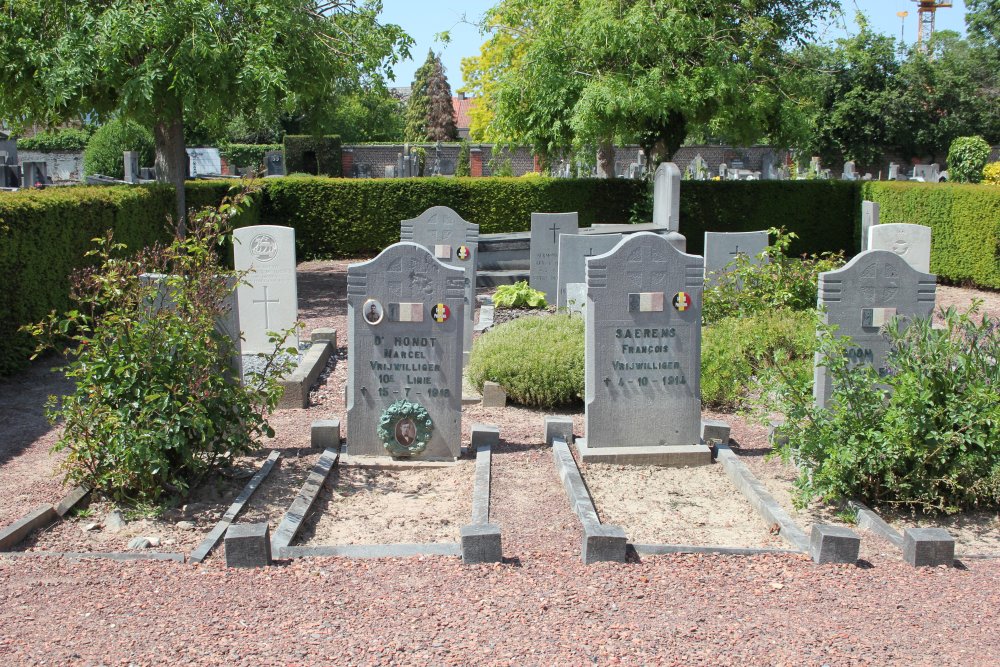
(1, 262, 998, 665)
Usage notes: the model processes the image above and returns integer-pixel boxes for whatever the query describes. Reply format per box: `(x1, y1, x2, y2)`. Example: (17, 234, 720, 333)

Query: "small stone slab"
(188, 450, 281, 564)
(544, 416, 574, 445)
(461, 524, 502, 564)
(311, 419, 341, 450)
(271, 448, 338, 552)
(903, 527, 955, 567)
(701, 420, 731, 446)
(0, 505, 58, 551)
(471, 423, 500, 450)
(278, 339, 334, 409)
(575, 438, 711, 467)
(225, 523, 272, 568)
(310, 327, 337, 346)
(54, 485, 90, 518)
(582, 524, 628, 565)
(810, 524, 861, 564)
(481, 381, 507, 408)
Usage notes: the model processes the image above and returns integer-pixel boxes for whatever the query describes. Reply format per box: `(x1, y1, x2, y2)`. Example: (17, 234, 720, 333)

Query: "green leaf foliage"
(220, 144, 282, 171)
(82, 118, 155, 179)
(16, 127, 94, 152)
(947, 135, 992, 183)
(468, 314, 583, 408)
(23, 184, 295, 504)
(862, 181, 1000, 288)
(492, 281, 547, 309)
(701, 309, 816, 410)
(764, 306, 1000, 514)
(283, 135, 343, 177)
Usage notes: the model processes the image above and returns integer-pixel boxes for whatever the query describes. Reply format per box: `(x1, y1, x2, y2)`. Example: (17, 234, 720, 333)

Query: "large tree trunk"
(596, 140, 616, 178)
(154, 105, 188, 236)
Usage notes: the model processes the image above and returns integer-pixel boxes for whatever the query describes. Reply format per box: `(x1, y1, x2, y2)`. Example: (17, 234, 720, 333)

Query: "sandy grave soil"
(296, 460, 475, 546)
(582, 460, 787, 549)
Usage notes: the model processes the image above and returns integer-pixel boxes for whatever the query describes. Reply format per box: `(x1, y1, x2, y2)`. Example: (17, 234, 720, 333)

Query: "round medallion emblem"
(378, 400, 434, 457)
(432, 303, 451, 323)
(250, 234, 278, 263)
(362, 299, 384, 325)
(672, 292, 693, 312)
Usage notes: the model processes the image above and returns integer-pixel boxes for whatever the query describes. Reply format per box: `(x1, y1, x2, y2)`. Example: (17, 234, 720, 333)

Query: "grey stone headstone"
(861, 201, 880, 250)
(265, 151, 285, 176)
(887, 163, 899, 180)
(703, 231, 769, 286)
(652, 162, 681, 231)
(186, 148, 222, 177)
(400, 206, 478, 359)
(556, 233, 623, 312)
(233, 225, 299, 354)
(868, 223, 931, 274)
(346, 243, 465, 460)
(437, 158, 455, 176)
(842, 161, 856, 180)
(123, 151, 139, 184)
(22, 161, 47, 186)
(530, 212, 578, 301)
(584, 232, 704, 449)
(718, 163, 728, 178)
(813, 250, 936, 409)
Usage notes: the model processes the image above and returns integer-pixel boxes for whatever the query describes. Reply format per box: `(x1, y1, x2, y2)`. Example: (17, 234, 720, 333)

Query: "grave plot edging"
(277, 339, 335, 409)
(461, 432, 502, 564)
(270, 447, 339, 553)
(278, 543, 461, 559)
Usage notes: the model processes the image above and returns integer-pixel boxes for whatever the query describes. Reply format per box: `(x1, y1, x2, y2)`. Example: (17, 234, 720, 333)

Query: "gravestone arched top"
(400, 206, 479, 244)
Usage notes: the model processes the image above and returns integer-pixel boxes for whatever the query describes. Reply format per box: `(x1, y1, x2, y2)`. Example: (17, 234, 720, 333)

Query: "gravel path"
(1, 263, 998, 665)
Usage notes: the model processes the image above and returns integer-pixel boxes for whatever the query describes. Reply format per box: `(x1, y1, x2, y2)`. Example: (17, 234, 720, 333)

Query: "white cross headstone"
(233, 225, 299, 354)
(868, 223, 931, 274)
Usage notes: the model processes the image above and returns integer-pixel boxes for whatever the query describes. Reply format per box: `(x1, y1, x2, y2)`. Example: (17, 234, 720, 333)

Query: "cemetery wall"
(345, 143, 535, 178)
(862, 181, 1000, 288)
(18, 150, 85, 183)
(0, 186, 174, 374)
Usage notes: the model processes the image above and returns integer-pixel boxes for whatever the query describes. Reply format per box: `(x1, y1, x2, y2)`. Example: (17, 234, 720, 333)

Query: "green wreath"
(377, 399, 434, 457)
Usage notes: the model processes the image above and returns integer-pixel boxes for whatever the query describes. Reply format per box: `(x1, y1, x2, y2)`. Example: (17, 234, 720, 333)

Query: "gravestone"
(813, 250, 936, 408)
(868, 223, 932, 273)
(400, 206, 478, 360)
(861, 201, 880, 250)
(124, 151, 139, 184)
(578, 233, 708, 465)
(912, 163, 941, 183)
(703, 231, 769, 286)
(556, 233, 623, 313)
(233, 225, 299, 354)
(842, 161, 856, 181)
(652, 162, 681, 231)
(530, 212, 579, 301)
(187, 148, 222, 177)
(22, 161, 47, 186)
(384, 165, 396, 178)
(265, 151, 285, 176)
(888, 163, 899, 180)
(346, 243, 465, 460)
(718, 163, 728, 179)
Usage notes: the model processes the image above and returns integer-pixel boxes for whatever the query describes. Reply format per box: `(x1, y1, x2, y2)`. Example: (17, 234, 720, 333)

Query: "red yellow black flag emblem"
(456, 245, 471, 261)
(432, 303, 451, 323)
(672, 292, 692, 311)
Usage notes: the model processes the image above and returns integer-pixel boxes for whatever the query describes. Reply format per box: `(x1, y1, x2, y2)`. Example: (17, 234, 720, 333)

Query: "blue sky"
(378, 0, 969, 90)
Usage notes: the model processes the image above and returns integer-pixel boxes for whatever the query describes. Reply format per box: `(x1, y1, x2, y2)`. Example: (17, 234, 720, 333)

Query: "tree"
(405, 50, 457, 142)
(0, 1, 411, 231)
(966, 0, 1000, 49)
(462, 0, 837, 172)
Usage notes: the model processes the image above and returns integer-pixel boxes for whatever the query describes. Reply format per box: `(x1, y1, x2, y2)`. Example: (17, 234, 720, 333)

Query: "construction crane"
(911, 0, 953, 47)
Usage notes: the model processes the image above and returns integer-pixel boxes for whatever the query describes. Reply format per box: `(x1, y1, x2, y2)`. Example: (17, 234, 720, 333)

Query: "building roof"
(452, 96, 474, 131)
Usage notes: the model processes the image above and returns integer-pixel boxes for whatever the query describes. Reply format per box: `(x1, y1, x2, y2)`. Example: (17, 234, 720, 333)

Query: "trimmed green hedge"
(283, 135, 342, 177)
(220, 143, 282, 170)
(862, 182, 1000, 288)
(0, 186, 175, 374)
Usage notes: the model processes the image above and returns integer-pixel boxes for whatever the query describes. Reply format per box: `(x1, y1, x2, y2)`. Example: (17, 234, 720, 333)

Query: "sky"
(377, 0, 970, 90)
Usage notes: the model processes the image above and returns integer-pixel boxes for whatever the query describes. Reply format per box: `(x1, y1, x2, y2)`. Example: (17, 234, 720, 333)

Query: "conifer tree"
(405, 50, 457, 142)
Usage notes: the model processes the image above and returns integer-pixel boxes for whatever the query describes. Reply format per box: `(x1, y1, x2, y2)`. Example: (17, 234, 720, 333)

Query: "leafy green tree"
(82, 118, 155, 179)
(462, 0, 837, 171)
(966, 0, 999, 49)
(0, 1, 410, 231)
(947, 135, 992, 183)
(405, 50, 457, 142)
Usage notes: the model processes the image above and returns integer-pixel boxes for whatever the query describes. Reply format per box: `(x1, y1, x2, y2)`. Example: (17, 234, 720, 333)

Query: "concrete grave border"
(271, 446, 341, 554)
(276, 329, 337, 409)
(188, 450, 281, 564)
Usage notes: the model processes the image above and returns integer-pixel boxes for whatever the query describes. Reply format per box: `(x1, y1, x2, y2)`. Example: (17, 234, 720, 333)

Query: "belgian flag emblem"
(672, 292, 693, 312)
(456, 245, 471, 261)
(432, 303, 451, 323)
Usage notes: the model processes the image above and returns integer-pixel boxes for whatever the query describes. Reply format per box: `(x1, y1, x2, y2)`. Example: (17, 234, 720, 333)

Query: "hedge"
(862, 181, 1000, 288)
(0, 186, 175, 374)
(283, 135, 342, 177)
(220, 143, 282, 170)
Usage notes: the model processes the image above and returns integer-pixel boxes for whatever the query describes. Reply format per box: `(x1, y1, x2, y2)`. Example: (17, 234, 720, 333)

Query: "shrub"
(17, 127, 93, 152)
(764, 305, 1000, 514)
(24, 185, 295, 504)
(984, 161, 1000, 185)
(283, 135, 342, 176)
(468, 314, 583, 408)
(83, 119, 155, 179)
(701, 309, 816, 409)
(702, 228, 844, 324)
(492, 281, 547, 309)
(947, 136, 991, 184)
(455, 140, 471, 177)
(220, 143, 282, 170)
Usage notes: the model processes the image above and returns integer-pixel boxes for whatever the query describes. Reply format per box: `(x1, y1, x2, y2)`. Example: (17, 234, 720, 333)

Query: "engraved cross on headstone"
(730, 245, 742, 257)
(550, 223, 561, 243)
(425, 213, 449, 242)
(625, 246, 668, 291)
(859, 261, 899, 305)
(252, 286, 280, 329)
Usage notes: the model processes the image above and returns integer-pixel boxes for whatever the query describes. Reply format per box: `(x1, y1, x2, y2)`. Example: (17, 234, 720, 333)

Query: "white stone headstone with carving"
(233, 225, 299, 354)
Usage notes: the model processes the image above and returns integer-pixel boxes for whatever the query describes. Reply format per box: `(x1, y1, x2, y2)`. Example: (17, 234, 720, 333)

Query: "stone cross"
(529, 212, 579, 301)
(813, 250, 936, 409)
(233, 225, 299, 354)
(346, 243, 465, 460)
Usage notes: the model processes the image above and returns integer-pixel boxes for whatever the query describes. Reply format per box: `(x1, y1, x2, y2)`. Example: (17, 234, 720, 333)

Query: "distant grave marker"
(530, 212, 578, 301)
(703, 231, 769, 286)
(556, 233, 623, 313)
(868, 223, 931, 273)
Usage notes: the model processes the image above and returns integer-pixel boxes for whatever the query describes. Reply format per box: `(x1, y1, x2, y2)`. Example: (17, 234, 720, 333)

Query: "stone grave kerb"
(346, 242, 466, 461)
(581, 232, 707, 463)
(400, 206, 479, 360)
(813, 249, 936, 409)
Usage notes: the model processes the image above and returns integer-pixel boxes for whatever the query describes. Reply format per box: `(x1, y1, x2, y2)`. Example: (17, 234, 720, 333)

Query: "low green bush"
(83, 118, 155, 179)
(764, 305, 1000, 514)
(468, 314, 584, 408)
(947, 136, 991, 184)
(220, 143, 282, 170)
(701, 309, 816, 409)
(703, 228, 844, 324)
(17, 127, 93, 152)
(492, 281, 547, 309)
(24, 186, 295, 504)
